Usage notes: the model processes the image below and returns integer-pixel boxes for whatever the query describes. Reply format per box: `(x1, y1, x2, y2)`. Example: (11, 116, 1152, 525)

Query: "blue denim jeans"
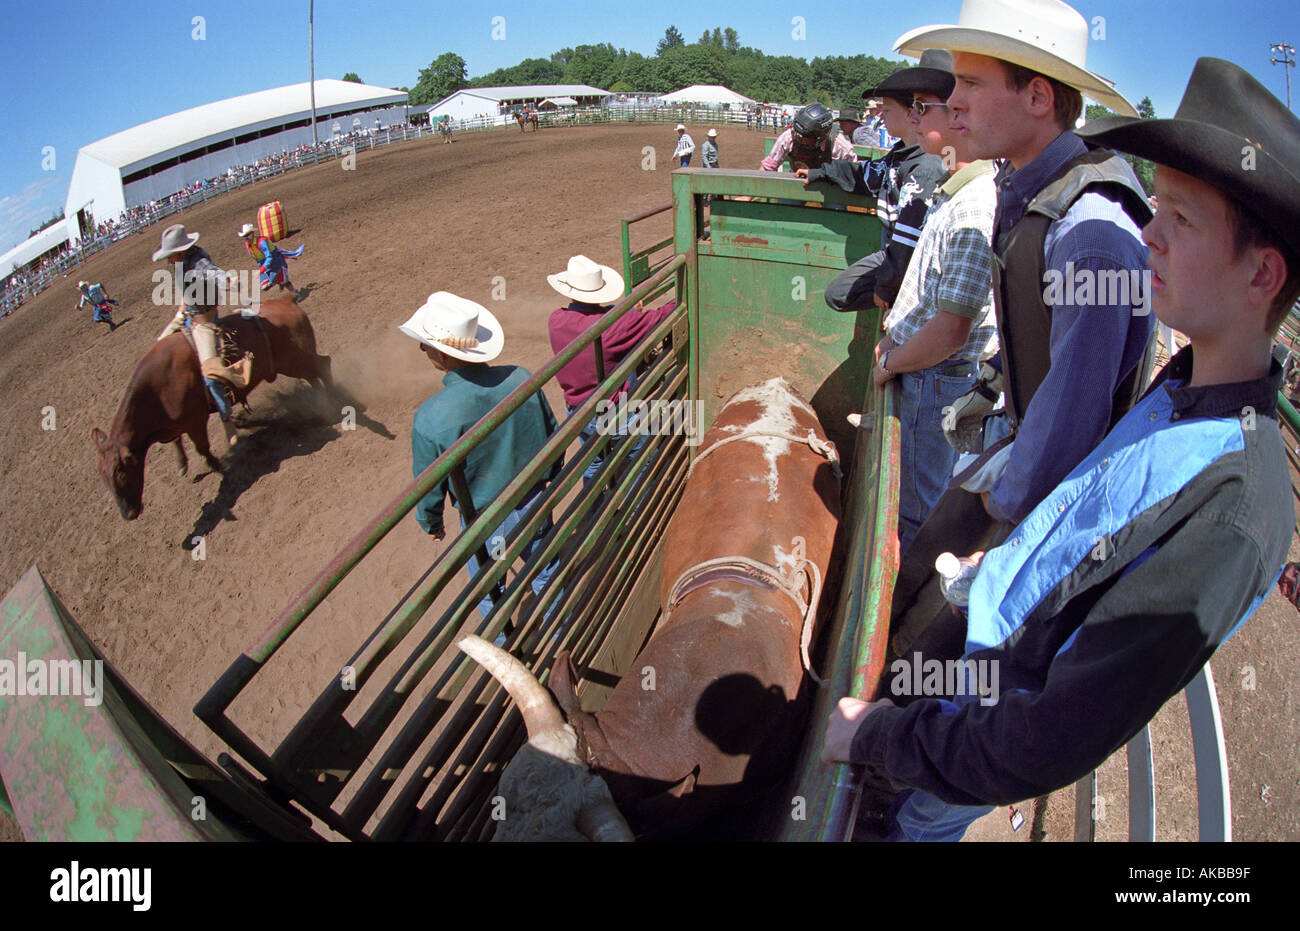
(896, 363, 977, 551)
(885, 789, 995, 842)
(462, 486, 555, 621)
(569, 399, 651, 489)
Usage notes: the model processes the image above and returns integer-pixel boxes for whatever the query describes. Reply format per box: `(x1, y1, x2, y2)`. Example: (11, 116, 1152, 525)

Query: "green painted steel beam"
(1278, 392, 1300, 436)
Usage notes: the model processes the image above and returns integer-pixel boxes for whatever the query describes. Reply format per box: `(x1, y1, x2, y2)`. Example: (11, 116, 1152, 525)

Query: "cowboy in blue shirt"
(399, 292, 560, 623)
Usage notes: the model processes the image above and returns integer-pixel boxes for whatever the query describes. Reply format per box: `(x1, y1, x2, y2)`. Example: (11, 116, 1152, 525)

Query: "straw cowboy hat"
(237, 223, 257, 238)
(398, 291, 505, 363)
(547, 255, 625, 305)
(865, 49, 956, 101)
(152, 223, 200, 261)
(1078, 58, 1300, 256)
(893, 0, 1138, 116)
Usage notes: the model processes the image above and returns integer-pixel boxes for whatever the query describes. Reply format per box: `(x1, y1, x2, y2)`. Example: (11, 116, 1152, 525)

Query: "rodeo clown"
(238, 222, 303, 297)
(76, 280, 119, 331)
(825, 57, 1298, 842)
(153, 224, 253, 449)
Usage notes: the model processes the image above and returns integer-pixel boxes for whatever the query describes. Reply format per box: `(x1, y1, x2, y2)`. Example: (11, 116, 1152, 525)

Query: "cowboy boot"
(221, 417, 239, 449)
(232, 353, 254, 389)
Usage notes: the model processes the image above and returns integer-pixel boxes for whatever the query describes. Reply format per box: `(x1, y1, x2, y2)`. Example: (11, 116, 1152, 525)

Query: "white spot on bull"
(772, 542, 799, 575)
(714, 590, 749, 627)
(710, 589, 788, 628)
(719, 378, 811, 503)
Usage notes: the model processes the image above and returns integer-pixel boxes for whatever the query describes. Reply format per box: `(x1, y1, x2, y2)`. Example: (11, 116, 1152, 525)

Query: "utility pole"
(309, 0, 319, 147)
(1271, 42, 1294, 110)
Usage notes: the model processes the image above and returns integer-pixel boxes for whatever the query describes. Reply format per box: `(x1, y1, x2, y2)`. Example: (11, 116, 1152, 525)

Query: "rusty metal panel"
(0, 566, 212, 841)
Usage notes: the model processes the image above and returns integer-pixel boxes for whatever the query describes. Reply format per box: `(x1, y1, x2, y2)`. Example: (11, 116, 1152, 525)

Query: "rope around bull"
(685, 427, 841, 480)
(665, 549, 826, 686)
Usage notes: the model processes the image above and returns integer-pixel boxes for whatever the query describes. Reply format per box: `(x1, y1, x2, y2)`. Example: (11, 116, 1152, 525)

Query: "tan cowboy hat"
(547, 255, 625, 305)
(152, 223, 200, 261)
(237, 223, 257, 238)
(398, 291, 504, 363)
(893, 0, 1138, 117)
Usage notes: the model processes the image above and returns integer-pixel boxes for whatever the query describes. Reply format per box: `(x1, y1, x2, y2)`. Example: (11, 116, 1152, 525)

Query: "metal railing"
(195, 256, 688, 840)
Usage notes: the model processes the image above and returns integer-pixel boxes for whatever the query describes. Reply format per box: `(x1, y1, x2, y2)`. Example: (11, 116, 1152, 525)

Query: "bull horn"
(457, 635, 567, 739)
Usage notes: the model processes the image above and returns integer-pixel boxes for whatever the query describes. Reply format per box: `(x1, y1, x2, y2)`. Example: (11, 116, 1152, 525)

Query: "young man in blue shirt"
(885, 0, 1155, 665)
(824, 56, 1298, 843)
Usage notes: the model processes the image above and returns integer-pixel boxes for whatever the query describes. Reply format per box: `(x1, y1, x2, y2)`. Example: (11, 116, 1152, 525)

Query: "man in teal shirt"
(400, 292, 560, 620)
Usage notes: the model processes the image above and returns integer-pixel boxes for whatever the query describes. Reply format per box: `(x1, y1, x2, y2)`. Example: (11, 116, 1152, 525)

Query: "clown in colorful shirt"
(76, 280, 118, 330)
(238, 223, 304, 295)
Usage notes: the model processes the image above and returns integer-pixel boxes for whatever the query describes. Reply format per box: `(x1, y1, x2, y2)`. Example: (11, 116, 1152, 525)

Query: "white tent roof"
(2, 218, 73, 277)
(540, 97, 578, 107)
(79, 79, 407, 171)
(657, 85, 756, 106)
(454, 84, 610, 101)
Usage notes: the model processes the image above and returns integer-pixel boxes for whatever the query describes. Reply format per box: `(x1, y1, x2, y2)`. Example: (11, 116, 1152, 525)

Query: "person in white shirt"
(673, 124, 696, 167)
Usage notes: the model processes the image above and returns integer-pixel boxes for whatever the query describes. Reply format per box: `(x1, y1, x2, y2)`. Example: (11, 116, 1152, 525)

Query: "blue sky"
(1, 0, 1296, 254)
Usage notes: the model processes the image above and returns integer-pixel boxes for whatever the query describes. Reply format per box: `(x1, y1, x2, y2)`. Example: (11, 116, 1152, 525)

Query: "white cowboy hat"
(77, 280, 87, 288)
(152, 223, 200, 261)
(546, 255, 625, 305)
(675, 123, 686, 131)
(398, 291, 504, 363)
(237, 223, 257, 238)
(893, 0, 1138, 117)
(707, 128, 718, 137)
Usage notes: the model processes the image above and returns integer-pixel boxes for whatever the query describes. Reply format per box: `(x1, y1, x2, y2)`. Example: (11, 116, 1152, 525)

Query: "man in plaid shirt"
(871, 88, 998, 549)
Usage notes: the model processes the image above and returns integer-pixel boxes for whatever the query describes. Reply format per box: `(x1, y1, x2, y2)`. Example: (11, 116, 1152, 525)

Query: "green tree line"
(1086, 97, 1158, 193)
(406, 26, 908, 108)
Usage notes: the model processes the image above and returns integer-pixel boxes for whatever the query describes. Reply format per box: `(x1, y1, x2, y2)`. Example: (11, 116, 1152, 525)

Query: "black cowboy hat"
(864, 49, 955, 102)
(1078, 57, 1300, 256)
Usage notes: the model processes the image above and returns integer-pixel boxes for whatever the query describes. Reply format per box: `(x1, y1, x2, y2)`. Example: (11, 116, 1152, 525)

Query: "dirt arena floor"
(1, 121, 1296, 844)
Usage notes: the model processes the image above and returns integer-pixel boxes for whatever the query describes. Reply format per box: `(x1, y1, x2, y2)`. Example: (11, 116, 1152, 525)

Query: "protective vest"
(243, 239, 266, 263)
(992, 148, 1154, 429)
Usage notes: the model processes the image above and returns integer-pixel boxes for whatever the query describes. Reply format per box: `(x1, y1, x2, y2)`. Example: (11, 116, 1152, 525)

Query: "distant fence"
(1, 105, 790, 318)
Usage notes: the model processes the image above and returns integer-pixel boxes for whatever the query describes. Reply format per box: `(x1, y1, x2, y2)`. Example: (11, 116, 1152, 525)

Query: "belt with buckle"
(939, 361, 977, 377)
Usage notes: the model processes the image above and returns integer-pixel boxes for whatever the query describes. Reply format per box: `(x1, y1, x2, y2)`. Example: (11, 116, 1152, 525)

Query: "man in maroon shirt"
(546, 255, 676, 481)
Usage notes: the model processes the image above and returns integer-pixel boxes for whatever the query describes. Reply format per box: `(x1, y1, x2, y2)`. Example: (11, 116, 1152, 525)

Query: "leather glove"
(942, 362, 1003, 454)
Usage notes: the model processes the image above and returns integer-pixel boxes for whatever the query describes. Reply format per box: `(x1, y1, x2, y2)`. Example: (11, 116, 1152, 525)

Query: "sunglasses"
(910, 100, 951, 117)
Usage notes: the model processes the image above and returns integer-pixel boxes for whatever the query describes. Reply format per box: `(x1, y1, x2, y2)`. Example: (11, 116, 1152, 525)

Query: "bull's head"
(92, 427, 144, 520)
(457, 635, 634, 842)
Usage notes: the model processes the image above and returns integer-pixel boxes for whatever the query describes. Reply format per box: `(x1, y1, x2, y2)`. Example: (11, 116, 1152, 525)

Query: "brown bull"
(92, 297, 333, 520)
(461, 376, 841, 840)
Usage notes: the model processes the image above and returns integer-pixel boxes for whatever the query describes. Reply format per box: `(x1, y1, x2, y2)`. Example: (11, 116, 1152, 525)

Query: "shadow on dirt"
(294, 280, 329, 302)
(181, 379, 393, 547)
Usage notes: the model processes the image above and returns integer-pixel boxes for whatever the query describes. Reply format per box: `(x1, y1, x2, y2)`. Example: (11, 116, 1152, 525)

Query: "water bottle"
(936, 552, 980, 608)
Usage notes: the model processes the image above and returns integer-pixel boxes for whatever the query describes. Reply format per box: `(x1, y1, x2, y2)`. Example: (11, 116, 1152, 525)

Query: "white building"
(1, 218, 75, 279)
(425, 84, 611, 123)
(63, 79, 407, 244)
